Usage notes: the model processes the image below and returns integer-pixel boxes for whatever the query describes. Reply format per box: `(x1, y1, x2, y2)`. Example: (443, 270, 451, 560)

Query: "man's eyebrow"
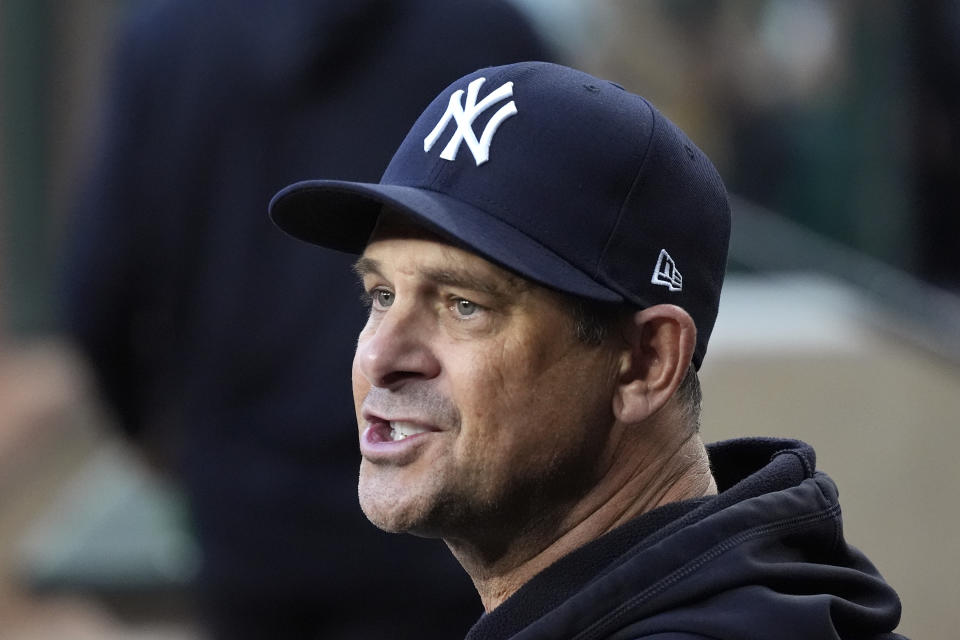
(352, 256, 381, 280)
(352, 256, 528, 298)
(420, 266, 529, 299)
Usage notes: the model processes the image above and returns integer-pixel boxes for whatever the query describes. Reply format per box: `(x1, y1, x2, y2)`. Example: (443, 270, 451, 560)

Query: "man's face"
(351, 215, 622, 544)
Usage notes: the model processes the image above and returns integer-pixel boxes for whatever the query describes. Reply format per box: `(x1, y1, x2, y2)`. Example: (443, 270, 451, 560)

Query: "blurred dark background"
(1, 1, 958, 639)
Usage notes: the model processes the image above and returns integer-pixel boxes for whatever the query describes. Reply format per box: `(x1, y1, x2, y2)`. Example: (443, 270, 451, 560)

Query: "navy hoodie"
(466, 438, 906, 640)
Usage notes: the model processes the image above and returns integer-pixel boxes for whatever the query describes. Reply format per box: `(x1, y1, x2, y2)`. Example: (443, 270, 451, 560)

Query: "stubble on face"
(356, 381, 463, 534)
(351, 223, 621, 551)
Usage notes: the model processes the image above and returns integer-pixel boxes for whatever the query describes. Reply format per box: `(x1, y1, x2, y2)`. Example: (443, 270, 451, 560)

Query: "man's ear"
(613, 304, 697, 424)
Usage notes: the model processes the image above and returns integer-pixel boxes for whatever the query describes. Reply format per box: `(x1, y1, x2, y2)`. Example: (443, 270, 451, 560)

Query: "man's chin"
(360, 508, 408, 533)
(359, 473, 428, 535)
(358, 497, 440, 537)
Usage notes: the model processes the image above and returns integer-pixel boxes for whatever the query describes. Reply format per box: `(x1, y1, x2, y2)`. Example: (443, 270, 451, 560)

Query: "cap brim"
(269, 179, 622, 303)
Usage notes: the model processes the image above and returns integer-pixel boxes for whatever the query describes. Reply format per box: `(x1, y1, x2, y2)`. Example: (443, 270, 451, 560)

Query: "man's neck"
(445, 428, 716, 612)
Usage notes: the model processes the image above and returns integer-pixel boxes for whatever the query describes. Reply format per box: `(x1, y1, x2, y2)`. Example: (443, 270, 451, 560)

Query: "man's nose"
(354, 303, 440, 389)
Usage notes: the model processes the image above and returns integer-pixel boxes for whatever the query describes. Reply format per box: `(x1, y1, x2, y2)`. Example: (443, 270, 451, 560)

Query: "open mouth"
(389, 421, 431, 441)
(367, 419, 433, 443)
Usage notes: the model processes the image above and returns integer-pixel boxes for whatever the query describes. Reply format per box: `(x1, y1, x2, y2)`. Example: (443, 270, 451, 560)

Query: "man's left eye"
(454, 298, 478, 316)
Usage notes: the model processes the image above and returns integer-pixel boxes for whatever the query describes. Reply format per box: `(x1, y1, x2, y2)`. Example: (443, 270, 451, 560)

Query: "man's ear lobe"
(612, 305, 697, 424)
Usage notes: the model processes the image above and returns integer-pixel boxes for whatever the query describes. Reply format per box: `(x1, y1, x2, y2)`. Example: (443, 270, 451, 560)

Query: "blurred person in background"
(906, 0, 960, 290)
(59, 1, 553, 638)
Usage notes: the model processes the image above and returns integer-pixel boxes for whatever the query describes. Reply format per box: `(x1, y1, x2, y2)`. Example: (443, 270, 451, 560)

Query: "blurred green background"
(2, 2, 958, 638)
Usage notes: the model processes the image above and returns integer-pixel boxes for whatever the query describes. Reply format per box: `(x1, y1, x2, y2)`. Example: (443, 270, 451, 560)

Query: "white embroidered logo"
(423, 77, 517, 166)
(651, 249, 683, 292)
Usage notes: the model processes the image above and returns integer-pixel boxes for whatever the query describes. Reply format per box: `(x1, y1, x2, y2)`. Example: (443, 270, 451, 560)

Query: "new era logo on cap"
(651, 249, 683, 292)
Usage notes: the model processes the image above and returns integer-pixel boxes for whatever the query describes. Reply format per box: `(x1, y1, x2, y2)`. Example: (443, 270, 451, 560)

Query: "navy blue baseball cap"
(270, 61, 730, 369)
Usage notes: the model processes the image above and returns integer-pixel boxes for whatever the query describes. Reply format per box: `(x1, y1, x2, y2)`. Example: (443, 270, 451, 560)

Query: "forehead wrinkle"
(356, 238, 532, 300)
(419, 262, 530, 300)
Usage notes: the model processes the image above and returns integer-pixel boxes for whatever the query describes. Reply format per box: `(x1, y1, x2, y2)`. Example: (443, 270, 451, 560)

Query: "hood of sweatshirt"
(467, 438, 905, 640)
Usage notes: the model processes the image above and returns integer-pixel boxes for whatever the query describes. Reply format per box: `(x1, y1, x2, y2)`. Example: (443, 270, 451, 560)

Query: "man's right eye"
(372, 289, 394, 308)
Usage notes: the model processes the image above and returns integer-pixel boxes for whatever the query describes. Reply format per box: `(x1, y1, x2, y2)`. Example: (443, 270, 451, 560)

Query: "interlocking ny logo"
(651, 249, 683, 292)
(423, 77, 517, 166)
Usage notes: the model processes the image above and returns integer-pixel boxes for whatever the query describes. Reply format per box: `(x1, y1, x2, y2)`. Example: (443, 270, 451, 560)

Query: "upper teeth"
(391, 422, 429, 441)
